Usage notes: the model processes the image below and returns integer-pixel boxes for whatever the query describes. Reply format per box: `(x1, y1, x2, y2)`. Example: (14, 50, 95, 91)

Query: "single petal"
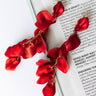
(5, 44, 23, 57)
(35, 11, 56, 30)
(47, 48, 60, 59)
(65, 33, 81, 51)
(53, 1, 64, 18)
(22, 42, 36, 59)
(74, 17, 89, 31)
(34, 29, 40, 36)
(35, 36, 47, 53)
(59, 43, 68, 57)
(42, 81, 55, 96)
(50, 58, 56, 63)
(34, 29, 48, 38)
(57, 57, 69, 73)
(5, 57, 21, 71)
(19, 39, 28, 48)
(50, 68, 55, 74)
(36, 59, 50, 66)
(37, 73, 55, 84)
(36, 64, 54, 76)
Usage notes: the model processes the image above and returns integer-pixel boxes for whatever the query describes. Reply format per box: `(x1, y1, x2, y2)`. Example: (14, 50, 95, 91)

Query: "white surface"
(0, 0, 58, 96)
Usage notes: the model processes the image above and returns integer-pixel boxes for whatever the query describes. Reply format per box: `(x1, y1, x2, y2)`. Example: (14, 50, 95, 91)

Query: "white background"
(0, 0, 58, 96)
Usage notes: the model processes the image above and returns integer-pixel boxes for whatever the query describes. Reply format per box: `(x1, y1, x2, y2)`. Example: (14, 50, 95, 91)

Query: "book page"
(29, 0, 96, 96)
(45, 0, 96, 96)
(30, 0, 53, 15)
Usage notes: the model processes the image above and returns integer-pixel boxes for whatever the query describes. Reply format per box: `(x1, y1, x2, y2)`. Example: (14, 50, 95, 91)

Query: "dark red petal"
(74, 17, 89, 31)
(34, 29, 48, 38)
(50, 58, 56, 63)
(5, 44, 23, 57)
(36, 64, 54, 76)
(65, 33, 81, 51)
(42, 29, 48, 39)
(47, 48, 60, 59)
(22, 42, 36, 59)
(42, 81, 55, 96)
(37, 73, 55, 84)
(57, 57, 69, 73)
(53, 1, 64, 18)
(35, 36, 47, 53)
(34, 29, 40, 36)
(35, 11, 56, 30)
(59, 43, 68, 57)
(36, 59, 50, 66)
(19, 39, 28, 48)
(51, 69, 55, 74)
(5, 57, 21, 71)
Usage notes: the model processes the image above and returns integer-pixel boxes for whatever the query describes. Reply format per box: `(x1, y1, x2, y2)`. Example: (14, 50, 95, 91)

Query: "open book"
(27, 0, 96, 96)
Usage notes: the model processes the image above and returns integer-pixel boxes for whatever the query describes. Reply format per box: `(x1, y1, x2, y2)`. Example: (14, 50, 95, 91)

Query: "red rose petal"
(57, 57, 69, 73)
(42, 81, 55, 96)
(59, 43, 68, 57)
(34, 29, 48, 38)
(50, 68, 55, 74)
(36, 59, 50, 66)
(5, 57, 21, 71)
(5, 44, 23, 57)
(22, 42, 36, 59)
(47, 48, 60, 59)
(19, 39, 28, 48)
(34, 29, 40, 36)
(53, 1, 64, 18)
(36, 64, 54, 76)
(74, 17, 89, 31)
(35, 36, 47, 53)
(35, 11, 56, 30)
(50, 58, 56, 63)
(65, 33, 81, 51)
(37, 73, 55, 84)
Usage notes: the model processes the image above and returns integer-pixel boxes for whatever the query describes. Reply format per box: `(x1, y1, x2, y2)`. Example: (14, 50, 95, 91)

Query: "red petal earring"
(36, 16, 89, 96)
(4, 1, 64, 71)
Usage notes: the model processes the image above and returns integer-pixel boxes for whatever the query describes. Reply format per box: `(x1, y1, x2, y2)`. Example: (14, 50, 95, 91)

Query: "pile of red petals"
(36, 59, 56, 96)
(5, 30, 47, 71)
(36, 16, 89, 96)
(35, 1, 64, 30)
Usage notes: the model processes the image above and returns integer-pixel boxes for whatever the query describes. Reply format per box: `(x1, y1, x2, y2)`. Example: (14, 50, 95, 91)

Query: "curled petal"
(65, 33, 81, 51)
(47, 48, 60, 59)
(5, 44, 23, 57)
(36, 59, 50, 66)
(35, 36, 47, 53)
(35, 11, 56, 30)
(5, 57, 21, 71)
(57, 57, 69, 73)
(59, 43, 68, 57)
(22, 42, 36, 59)
(53, 1, 64, 18)
(37, 73, 55, 84)
(36, 64, 54, 76)
(74, 17, 89, 31)
(34, 29, 48, 38)
(42, 81, 55, 96)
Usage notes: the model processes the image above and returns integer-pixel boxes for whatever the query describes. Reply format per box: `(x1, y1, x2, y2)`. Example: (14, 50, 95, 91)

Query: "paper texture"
(27, 0, 96, 96)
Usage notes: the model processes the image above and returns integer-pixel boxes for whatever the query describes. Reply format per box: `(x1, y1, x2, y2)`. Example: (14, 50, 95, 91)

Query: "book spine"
(27, 0, 37, 23)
